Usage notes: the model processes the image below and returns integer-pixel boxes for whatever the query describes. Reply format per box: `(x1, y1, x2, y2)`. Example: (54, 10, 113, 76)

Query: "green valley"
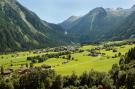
(0, 40, 134, 75)
(1, 0, 135, 89)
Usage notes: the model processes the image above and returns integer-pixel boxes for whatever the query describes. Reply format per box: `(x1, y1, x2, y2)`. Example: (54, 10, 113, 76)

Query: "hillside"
(0, 0, 68, 52)
(60, 7, 133, 43)
(110, 12, 135, 40)
(60, 16, 80, 30)
(1, 0, 135, 52)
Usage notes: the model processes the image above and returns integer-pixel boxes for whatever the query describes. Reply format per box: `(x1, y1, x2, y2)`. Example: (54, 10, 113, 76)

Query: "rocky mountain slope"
(110, 11, 135, 40)
(0, 0, 68, 52)
(60, 7, 134, 43)
(1, 0, 135, 52)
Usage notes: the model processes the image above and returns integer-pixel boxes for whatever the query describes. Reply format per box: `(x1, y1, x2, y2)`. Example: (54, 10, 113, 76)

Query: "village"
(0, 40, 135, 77)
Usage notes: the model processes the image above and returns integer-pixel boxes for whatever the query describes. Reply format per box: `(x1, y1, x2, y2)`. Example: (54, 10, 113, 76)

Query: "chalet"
(3, 69, 12, 76)
(17, 68, 29, 75)
(41, 64, 51, 69)
(62, 60, 68, 64)
(29, 67, 37, 72)
(33, 49, 42, 54)
(94, 47, 101, 50)
(88, 51, 102, 57)
(98, 85, 105, 89)
(67, 46, 76, 51)
(43, 49, 49, 52)
(89, 53, 101, 57)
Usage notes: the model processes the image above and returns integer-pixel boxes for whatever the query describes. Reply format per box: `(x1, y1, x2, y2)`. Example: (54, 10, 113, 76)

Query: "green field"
(0, 43, 135, 75)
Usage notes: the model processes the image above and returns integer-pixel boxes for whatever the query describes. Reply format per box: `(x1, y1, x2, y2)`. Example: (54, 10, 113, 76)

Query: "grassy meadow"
(0, 42, 134, 75)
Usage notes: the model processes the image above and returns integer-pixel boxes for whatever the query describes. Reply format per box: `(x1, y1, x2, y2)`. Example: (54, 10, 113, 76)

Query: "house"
(95, 47, 101, 50)
(89, 53, 101, 57)
(29, 67, 37, 72)
(98, 85, 105, 89)
(33, 49, 42, 54)
(67, 46, 77, 52)
(3, 69, 12, 76)
(41, 64, 51, 69)
(62, 60, 68, 64)
(17, 68, 29, 75)
(88, 50, 102, 57)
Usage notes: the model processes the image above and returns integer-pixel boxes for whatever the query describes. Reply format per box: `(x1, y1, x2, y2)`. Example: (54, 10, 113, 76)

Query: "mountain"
(1, 0, 135, 52)
(0, 0, 68, 52)
(131, 4, 135, 11)
(110, 11, 135, 40)
(60, 16, 80, 30)
(60, 7, 133, 43)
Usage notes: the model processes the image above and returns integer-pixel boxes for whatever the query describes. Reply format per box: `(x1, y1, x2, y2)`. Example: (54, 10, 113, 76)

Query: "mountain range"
(0, 0, 135, 52)
(60, 6, 135, 43)
(0, 0, 69, 52)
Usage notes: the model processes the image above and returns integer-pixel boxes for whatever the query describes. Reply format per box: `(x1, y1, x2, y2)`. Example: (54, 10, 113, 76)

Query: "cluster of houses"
(0, 64, 52, 77)
(88, 52, 102, 57)
(88, 47, 104, 57)
(87, 46, 118, 57)
(52, 46, 79, 52)
(33, 46, 79, 54)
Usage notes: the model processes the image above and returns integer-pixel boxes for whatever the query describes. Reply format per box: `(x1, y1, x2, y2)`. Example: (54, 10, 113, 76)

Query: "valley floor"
(0, 41, 134, 75)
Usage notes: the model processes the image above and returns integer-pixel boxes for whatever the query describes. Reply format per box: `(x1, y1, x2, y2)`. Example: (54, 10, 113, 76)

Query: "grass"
(36, 52, 119, 75)
(0, 42, 135, 75)
(80, 45, 96, 50)
(34, 44, 134, 75)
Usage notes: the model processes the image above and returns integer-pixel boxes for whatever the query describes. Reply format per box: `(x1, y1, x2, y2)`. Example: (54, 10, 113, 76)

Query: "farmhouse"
(41, 64, 51, 69)
(17, 67, 29, 75)
(67, 46, 76, 51)
(88, 49, 102, 57)
(3, 69, 12, 76)
(33, 49, 42, 54)
(94, 47, 102, 50)
(98, 85, 105, 89)
(89, 53, 101, 57)
(62, 60, 68, 64)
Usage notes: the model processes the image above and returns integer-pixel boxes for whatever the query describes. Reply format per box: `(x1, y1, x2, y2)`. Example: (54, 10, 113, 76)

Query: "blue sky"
(18, 0, 135, 23)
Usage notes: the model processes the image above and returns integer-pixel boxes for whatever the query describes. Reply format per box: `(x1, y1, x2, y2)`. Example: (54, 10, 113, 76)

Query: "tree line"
(27, 51, 71, 63)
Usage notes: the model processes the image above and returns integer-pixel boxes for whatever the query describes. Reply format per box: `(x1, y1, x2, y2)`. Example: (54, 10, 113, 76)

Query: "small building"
(41, 64, 51, 69)
(89, 53, 101, 57)
(67, 46, 76, 51)
(17, 68, 29, 75)
(95, 47, 101, 50)
(3, 69, 12, 76)
(98, 85, 105, 89)
(62, 60, 68, 64)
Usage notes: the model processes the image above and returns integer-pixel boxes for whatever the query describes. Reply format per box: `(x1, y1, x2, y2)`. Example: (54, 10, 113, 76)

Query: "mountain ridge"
(59, 6, 135, 43)
(0, 0, 68, 52)
(1, 0, 135, 52)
